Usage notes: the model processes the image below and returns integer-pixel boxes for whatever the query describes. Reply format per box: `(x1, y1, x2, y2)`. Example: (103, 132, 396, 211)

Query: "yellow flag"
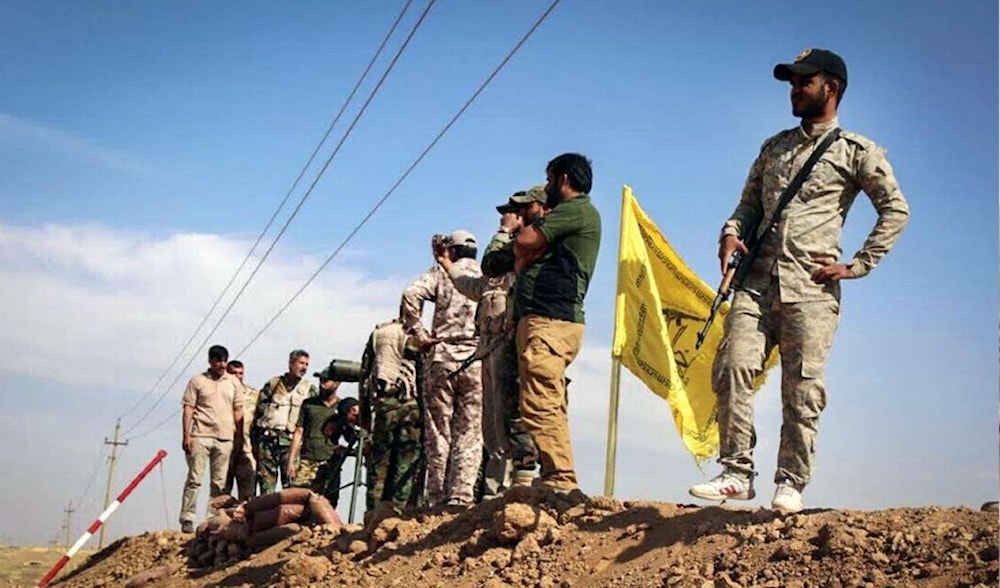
(611, 186, 773, 462)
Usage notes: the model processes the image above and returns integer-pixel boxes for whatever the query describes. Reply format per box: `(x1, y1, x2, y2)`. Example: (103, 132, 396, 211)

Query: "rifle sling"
(739, 127, 841, 281)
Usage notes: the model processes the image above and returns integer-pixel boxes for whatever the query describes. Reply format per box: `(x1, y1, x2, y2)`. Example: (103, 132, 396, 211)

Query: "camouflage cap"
(496, 185, 547, 213)
(449, 229, 477, 249)
(774, 48, 848, 84)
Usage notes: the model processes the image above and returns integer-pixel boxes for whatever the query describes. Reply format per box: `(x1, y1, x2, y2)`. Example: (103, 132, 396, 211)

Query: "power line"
(131, 0, 560, 441)
(237, 0, 562, 356)
(73, 444, 108, 520)
(117, 0, 415, 424)
(120, 0, 432, 439)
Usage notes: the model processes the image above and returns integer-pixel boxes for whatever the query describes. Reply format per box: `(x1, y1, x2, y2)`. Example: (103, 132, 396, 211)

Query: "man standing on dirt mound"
(482, 153, 602, 495)
(179, 345, 244, 533)
(689, 49, 909, 514)
(360, 315, 424, 513)
(402, 230, 483, 507)
(286, 367, 343, 504)
(438, 188, 547, 497)
(251, 349, 318, 494)
(223, 359, 259, 501)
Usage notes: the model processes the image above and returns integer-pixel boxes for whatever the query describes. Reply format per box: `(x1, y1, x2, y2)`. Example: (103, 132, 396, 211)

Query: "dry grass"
(0, 545, 94, 588)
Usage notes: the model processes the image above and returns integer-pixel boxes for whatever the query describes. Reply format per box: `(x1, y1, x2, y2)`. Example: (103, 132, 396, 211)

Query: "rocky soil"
(49, 487, 998, 588)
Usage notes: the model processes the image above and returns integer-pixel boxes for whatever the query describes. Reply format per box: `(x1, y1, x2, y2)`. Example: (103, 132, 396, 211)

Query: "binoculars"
(431, 234, 454, 252)
(325, 359, 362, 383)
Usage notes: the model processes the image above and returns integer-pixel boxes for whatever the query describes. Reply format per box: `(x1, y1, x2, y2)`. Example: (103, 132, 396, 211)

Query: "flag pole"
(603, 358, 622, 496)
(604, 186, 631, 496)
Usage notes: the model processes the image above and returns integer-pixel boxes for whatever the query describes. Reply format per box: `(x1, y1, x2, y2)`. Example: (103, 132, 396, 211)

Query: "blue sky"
(0, 1, 996, 546)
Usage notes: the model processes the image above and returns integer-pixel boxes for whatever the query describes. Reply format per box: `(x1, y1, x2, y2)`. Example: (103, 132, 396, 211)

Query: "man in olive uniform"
(437, 188, 546, 497)
(251, 349, 317, 494)
(286, 367, 342, 505)
(481, 154, 602, 494)
(360, 317, 423, 513)
(689, 49, 909, 514)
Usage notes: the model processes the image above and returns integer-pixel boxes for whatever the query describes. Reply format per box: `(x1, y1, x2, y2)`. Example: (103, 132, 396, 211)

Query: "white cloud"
(0, 221, 995, 546)
(0, 222, 409, 396)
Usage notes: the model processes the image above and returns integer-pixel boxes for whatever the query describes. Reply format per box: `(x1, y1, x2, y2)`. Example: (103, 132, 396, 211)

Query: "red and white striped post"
(36, 449, 168, 588)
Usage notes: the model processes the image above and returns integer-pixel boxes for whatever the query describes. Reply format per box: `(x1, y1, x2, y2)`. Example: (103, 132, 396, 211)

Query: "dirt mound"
(50, 490, 998, 588)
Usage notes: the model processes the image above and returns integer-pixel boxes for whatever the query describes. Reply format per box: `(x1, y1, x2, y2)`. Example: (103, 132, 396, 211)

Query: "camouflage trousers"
(293, 456, 345, 507)
(255, 432, 293, 494)
(714, 281, 840, 488)
(366, 397, 423, 512)
(422, 360, 483, 506)
(223, 436, 256, 501)
(481, 335, 538, 498)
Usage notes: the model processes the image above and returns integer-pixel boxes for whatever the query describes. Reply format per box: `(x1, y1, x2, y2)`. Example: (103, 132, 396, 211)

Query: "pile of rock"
(184, 488, 341, 568)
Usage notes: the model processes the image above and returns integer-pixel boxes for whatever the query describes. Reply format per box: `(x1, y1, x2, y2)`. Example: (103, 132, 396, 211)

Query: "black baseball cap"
(774, 49, 848, 84)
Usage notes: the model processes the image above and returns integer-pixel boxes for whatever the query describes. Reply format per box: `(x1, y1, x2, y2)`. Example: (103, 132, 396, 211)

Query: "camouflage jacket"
(401, 258, 479, 364)
(447, 263, 516, 350)
(238, 384, 259, 440)
(723, 117, 910, 302)
(359, 319, 421, 427)
(252, 374, 317, 436)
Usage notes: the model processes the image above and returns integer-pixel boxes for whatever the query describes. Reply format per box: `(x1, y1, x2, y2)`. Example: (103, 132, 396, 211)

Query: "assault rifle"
(694, 127, 842, 351)
(695, 225, 760, 350)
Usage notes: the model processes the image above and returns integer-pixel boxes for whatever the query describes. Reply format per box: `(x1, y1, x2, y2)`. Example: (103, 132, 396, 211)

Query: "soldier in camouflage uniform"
(437, 190, 546, 498)
(402, 230, 483, 507)
(360, 317, 423, 513)
(689, 49, 909, 514)
(251, 349, 318, 494)
(223, 360, 259, 501)
(286, 367, 343, 505)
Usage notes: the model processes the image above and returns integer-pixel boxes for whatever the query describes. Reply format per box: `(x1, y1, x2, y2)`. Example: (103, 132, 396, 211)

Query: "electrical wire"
(120, 0, 433, 438)
(131, 0, 560, 440)
(236, 0, 562, 357)
(73, 443, 107, 513)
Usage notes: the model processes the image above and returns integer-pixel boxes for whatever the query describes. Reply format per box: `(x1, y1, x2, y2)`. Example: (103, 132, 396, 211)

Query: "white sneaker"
(771, 482, 804, 514)
(689, 470, 755, 501)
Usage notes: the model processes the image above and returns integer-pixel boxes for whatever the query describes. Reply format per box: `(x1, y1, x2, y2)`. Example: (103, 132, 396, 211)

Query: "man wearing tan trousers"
(482, 153, 601, 492)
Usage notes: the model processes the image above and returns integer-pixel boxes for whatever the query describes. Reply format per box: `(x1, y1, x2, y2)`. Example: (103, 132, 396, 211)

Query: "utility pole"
(62, 501, 75, 548)
(99, 419, 128, 549)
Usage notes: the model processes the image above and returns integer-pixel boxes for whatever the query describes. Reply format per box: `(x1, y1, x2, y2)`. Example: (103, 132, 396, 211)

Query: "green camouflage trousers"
(255, 432, 292, 494)
(714, 280, 840, 488)
(293, 457, 345, 507)
(366, 396, 423, 512)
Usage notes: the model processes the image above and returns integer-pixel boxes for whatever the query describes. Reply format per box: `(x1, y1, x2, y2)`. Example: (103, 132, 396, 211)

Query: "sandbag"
(306, 493, 342, 527)
(249, 503, 306, 533)
(245, 488, 313, 513)
(245, 523, 302, 550)
(196, 512, 231, 538)
(221, 520, 249, 544)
